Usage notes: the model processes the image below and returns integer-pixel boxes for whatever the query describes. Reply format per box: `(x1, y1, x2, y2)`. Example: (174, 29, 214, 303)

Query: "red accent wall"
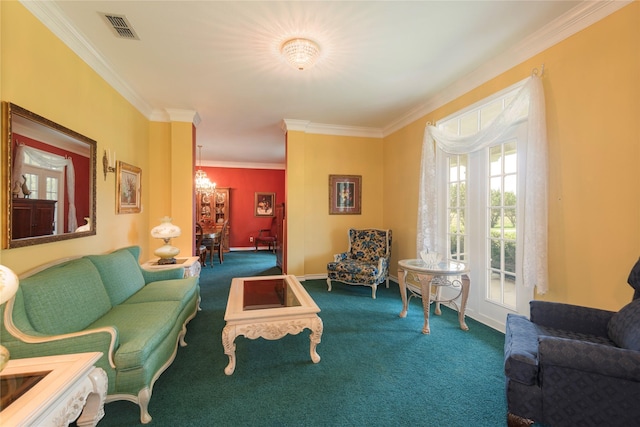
(12, 135, 91, 233)
(202, 167, 285, 248)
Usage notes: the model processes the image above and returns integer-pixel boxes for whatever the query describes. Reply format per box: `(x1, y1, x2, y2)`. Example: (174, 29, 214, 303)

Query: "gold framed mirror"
(3, 102, 96, 248)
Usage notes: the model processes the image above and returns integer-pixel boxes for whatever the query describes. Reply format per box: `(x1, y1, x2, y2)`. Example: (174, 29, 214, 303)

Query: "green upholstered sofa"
(0, 246, 200, 424)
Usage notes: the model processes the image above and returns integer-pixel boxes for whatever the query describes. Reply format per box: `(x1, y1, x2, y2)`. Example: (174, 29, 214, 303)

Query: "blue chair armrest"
(539, 336, 640, 382)
(530, 300, 614, 337)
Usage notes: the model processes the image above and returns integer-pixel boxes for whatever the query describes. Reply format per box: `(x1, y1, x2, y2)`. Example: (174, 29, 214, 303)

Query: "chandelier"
(195, 145, 216, 195)
(281, 38, 320, 71)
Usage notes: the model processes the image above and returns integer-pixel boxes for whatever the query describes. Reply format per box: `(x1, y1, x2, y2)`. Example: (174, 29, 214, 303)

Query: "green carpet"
(100, 251, 507, 426)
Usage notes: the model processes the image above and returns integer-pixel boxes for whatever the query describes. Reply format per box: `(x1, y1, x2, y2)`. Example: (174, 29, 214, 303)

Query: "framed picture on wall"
(255, 192, 275, 217)
(116, 161, 142, 214)
(329, 174, 361, 214)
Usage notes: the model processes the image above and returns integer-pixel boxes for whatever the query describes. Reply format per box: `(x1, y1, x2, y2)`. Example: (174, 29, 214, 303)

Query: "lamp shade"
(0, 265, 19, 305)
(151, 216, 181, 239)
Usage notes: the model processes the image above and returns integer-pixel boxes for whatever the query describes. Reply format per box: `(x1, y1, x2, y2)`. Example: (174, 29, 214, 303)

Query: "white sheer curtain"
(416, 75, 549, 293)
(12, 144, 78, 232)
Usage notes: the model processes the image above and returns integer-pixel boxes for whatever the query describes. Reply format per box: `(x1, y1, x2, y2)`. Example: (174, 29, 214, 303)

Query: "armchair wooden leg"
(507, 413, 533, 427)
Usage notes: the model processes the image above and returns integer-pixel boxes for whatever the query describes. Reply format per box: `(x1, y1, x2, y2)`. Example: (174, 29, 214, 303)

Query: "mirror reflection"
(5, 103, 96, 248)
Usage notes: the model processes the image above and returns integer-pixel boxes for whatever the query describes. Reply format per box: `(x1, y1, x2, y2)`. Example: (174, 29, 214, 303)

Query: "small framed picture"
(255, 192, 275, 217)
(329, 175, 361, 215)
(116, 161, 142, 214)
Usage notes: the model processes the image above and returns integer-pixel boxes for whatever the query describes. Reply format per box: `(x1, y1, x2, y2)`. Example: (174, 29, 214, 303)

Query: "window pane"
(480, 100, 502, 128)
(460, 113, 479, 136)
(443, 121, 458, 135)
(490, 239, 501, 269)
(24, 174, 39, 199)
(505, 141, 517, 174)
(490, 178, 502, 206)
(449, 183, 459, 208)
(504, 176, 517, 204)
(489, 146, 502, 175)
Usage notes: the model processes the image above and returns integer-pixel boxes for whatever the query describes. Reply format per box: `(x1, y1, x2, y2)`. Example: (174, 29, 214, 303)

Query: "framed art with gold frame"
(329, 174, 361, 215)
(255, 192, 275, 217)
(116, 161, 141, 214)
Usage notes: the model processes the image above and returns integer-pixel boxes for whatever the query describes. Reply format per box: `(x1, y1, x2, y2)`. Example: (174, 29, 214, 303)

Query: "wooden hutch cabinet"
(12, 198, 57, 239)
(197, 188, 230, 250)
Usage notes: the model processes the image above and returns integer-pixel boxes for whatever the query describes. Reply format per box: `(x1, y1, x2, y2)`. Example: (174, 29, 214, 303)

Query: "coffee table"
(222, 275, 323, 375)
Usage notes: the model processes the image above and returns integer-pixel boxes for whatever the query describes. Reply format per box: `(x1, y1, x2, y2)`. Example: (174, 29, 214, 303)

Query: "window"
(437, 81, 530, 320)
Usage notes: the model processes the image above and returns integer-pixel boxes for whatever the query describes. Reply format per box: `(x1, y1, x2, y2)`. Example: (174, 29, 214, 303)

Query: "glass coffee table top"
(243, 278, 301, 310)
(0, 370, 51, 410)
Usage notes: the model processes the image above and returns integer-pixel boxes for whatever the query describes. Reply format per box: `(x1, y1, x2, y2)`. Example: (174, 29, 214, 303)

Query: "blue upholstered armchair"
(326, 228, 392, 299)
(504, 258, 640, 427)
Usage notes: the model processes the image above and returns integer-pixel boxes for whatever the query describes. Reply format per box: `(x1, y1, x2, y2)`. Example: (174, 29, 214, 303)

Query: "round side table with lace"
(397, 259, 470, 334)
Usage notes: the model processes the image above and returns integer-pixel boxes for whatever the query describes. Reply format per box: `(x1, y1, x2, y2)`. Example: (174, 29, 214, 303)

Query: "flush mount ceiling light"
(281, 38, 320, 71)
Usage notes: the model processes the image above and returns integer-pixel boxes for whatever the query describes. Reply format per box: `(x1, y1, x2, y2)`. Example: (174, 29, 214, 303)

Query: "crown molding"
(382, 0, 632, 136)
(281, 119, 382, 138)
(203, 161, 285, 170)
(20, 0, 156, 119)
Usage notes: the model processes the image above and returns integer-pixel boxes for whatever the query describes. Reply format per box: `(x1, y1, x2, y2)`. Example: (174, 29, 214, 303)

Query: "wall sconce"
(102, 149, 116, 180)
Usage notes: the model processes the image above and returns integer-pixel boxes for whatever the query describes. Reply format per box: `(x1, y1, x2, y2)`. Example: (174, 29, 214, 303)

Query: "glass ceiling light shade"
(151, 216, 181, 265)
(281, 38, 320, 71)
(0, 265, 19, 371)
(195, 145, 216, 195)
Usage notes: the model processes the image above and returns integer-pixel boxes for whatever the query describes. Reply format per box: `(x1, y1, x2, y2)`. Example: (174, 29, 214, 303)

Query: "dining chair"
(195, 222, 209, 267)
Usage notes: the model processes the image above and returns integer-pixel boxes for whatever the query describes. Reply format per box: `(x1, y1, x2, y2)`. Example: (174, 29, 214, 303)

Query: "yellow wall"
(0, 2, 195, 274)
(286, 131, 384, 276)
(384, 2, 640, 311)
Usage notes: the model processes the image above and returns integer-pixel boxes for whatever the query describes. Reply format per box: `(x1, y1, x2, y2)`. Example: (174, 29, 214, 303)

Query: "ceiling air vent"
(100, 13, 140, 40)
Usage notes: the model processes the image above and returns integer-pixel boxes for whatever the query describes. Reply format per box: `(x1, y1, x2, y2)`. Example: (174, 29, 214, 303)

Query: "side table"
(142, 256, 201, 278)
(0, 352, 107, 426)
(397, 259, 470, 334)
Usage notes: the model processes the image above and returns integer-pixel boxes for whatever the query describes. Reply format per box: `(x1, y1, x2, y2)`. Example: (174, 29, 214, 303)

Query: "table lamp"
(0, 265, 19, 371)
(151, 217, 181, 265)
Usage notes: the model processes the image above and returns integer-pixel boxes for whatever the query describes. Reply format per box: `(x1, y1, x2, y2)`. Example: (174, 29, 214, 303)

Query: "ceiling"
(27, 1, 618, 168)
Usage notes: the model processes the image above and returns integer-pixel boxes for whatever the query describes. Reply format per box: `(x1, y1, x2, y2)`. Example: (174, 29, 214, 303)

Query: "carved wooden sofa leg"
(138, 388, 152, 424)
(507, 412, 533, 427)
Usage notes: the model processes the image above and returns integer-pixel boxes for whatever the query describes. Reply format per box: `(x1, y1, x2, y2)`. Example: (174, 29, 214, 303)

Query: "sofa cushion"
(86, 248, 146, 306)
(88, 301, 182, 369)
(123, 277, 199, 306)
(607, 298, 640, 351)
(327, 260, 381, 285)
(19, 258, 112, 335)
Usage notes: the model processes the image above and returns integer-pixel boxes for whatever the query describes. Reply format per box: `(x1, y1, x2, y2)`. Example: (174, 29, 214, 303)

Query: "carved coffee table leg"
(222, 325, 237, 375)
(76, 367, 108, 427)
(309, 316, 323, 363)
(398, 268, 409, 318)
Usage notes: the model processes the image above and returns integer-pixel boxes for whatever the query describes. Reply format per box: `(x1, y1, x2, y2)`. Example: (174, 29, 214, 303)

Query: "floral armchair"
(504, 258, 640, 426)
(326, 228, 392, 299)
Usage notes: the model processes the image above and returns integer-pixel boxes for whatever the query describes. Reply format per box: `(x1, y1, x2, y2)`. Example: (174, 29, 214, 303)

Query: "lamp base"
(157, 257, 177, 265)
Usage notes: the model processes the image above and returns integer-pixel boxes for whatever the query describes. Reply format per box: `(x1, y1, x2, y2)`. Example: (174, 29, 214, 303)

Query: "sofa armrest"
(140, 267, 185, 283)
(3, 298, 118, 368)
(530, 300, 614, 337)
(539, 336, 640, 382)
